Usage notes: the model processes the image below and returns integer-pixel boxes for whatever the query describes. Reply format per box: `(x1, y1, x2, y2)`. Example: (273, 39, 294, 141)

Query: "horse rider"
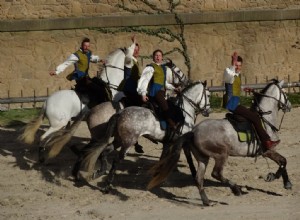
(137, 49, 178, 131)
(49, 37, 108, 107)
(118, 35, 143, 107)
(223, 51, 280, 151)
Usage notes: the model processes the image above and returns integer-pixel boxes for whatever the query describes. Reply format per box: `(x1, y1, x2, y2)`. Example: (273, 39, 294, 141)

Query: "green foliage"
(0, 108, 40, 127)
(287, 93, 300, 107)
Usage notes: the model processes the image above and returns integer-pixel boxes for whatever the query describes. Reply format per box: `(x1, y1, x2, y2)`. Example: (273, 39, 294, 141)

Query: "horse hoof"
(284, 181, 292, 190)
(100, 184, 112, 194)
(134, 145, 144, 154)
(231, 185, 242, 196)
(92, 170, 107, 180)
(264, 173, 276, 182)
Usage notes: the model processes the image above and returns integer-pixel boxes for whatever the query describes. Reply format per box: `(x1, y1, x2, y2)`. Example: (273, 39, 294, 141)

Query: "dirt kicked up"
(0, 108, 299, 220)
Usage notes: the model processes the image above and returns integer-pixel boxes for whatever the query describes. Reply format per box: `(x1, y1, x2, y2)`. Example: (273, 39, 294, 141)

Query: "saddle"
(74, 77, 112, 109)
(225, 113, 256, 144)
(143, 99, 184, 131)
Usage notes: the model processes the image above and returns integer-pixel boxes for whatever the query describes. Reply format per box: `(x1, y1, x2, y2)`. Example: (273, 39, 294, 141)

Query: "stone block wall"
(1, 0, 299, 20)
(0, 1, 299, 109)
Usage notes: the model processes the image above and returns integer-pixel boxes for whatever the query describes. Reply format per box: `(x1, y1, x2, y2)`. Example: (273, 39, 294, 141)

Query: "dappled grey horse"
(74, 81, 211, 188)
(148, 79, 292, 206)
(37, 60, 189, 162)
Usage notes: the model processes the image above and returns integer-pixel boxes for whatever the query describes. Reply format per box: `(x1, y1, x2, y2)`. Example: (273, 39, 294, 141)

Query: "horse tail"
(75, 113, 119, 181)
(147, 132, 194, 190)
(44, 110, 88, 161)
(18, 104, 46, 145)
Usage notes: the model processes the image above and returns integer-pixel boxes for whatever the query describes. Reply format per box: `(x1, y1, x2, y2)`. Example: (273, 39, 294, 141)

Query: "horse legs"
(263, 150, 292, 189)
(194, 157, 210, 206)
(183, 144, 196, 178)
(38, 126, 65, 163)
(134, 142, 144, 154)
(92, 144, 115, 179)
(211, 156, 242, 196)
(102, 145, 128, 193)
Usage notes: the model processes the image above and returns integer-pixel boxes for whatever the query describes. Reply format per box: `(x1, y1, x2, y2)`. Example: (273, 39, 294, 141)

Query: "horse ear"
(203, 80, 207, 87)
(278, 80, 284, 87)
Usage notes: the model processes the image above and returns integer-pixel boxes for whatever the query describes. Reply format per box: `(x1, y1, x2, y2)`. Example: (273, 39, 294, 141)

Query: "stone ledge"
(0, 9, 299, 32)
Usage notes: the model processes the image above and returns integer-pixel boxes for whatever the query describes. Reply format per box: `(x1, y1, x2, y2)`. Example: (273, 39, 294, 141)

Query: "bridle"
(101, 64, 124, 91)
(98, 48, 126, 91)
(253, 82, 290, 131)
(170, 65, 188, 87)
(180, 81, 210, 121)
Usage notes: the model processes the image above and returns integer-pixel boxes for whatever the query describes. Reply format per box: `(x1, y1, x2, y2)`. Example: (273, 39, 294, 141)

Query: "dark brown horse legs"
(263, 150, 292, 189)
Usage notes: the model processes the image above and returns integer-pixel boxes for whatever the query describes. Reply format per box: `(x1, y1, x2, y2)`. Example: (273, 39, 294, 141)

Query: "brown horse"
(148, 79, 292, 206)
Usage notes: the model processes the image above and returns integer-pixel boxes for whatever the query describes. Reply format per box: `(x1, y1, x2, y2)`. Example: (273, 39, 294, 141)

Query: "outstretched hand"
(131, 35, 136, 43)
(49, 71, 56, 76)
(231, 51, 238, 66)
(243, 87, 254, 93)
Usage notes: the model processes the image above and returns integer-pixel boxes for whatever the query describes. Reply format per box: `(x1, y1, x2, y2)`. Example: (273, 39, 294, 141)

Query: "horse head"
(164, 58, 189, 88)
(253, 79, 291, 113)
(180, 80, 211, 117)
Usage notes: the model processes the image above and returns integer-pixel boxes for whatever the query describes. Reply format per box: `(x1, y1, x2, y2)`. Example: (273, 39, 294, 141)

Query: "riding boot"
(263, 140, 281, 151)
(166, 117, 178, 131)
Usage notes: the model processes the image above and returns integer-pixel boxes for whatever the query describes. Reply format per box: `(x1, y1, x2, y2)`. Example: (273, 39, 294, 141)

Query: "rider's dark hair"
(81, 37, 90, 47)
(237, 56, 243, 63)
(152, 49, 163, 60)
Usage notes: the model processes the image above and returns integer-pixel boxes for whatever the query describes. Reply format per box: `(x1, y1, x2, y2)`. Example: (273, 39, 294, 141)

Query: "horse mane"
(181, 81, 202, 94)
(252, 78, 279, 107)
(98, 47, 126, 74)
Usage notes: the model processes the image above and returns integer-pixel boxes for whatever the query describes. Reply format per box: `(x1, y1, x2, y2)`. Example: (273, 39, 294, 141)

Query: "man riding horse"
(137, 49, 181, 131)
(223, 51, 280, 151)
(49, 37, 110, 108)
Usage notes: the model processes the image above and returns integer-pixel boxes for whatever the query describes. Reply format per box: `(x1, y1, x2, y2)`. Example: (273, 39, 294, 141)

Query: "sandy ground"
(0, 107, 300, 220)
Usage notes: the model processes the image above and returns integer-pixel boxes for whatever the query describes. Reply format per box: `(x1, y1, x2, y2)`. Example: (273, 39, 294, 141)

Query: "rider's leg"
(233, 105, 280, 150)
(154, 90, 177, 130)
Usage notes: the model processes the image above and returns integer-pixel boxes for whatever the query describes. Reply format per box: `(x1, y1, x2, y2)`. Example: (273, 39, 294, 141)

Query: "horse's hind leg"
(263, 150, 292, 189)
(39, 125, 65, 163)
(194, 157, 211, 206)
(211, 156, 242, 196)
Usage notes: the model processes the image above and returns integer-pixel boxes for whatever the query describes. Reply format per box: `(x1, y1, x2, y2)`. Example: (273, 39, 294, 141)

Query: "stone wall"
(0, 1, 299, 109)
(1, 0, 299, 20)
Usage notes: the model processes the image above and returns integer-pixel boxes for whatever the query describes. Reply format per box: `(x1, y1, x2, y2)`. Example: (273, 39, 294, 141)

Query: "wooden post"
(7, 90, 10, 110)
(288, 75, 290, 93)
(21, 90, 23, 109)
(33, 89, 36, 108)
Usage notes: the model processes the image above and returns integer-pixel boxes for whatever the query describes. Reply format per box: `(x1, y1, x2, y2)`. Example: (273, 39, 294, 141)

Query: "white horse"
(37, 62, 189, 162)
(18, 48, 126, 146)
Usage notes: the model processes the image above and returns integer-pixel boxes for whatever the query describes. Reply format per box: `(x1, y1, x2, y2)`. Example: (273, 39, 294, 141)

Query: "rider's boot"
(263, 139, 281, 150)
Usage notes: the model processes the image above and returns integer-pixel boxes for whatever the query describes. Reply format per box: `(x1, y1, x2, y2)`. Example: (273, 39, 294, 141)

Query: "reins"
(102, 64, 124, 91)
(180, 82, 209, 121)
(252, 83, 289, 132)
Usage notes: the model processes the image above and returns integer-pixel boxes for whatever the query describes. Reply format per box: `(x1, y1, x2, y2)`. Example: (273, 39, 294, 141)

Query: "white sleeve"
(137, 66, 154, 96)
(165, 67, 175, 90)
(223, 66, 237, 84)
(124, 42, 135, 68)
(90, 54, 100, 63)
(55, 54, 79, 75)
